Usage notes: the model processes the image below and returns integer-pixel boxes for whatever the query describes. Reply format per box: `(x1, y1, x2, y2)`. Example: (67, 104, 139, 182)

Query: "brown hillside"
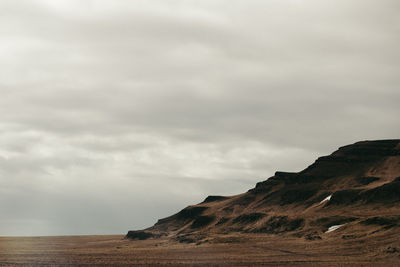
(127, 140, 400, 246)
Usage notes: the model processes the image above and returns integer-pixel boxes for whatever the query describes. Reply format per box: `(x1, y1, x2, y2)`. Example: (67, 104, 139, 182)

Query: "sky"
(0, 0, 399, 236)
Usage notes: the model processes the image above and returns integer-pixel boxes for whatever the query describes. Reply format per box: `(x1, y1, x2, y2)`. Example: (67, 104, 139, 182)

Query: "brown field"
(0, 232, 399, 266)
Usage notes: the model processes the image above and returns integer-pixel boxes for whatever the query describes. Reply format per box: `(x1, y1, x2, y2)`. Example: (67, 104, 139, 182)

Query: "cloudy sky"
(0, 0, 399, 236)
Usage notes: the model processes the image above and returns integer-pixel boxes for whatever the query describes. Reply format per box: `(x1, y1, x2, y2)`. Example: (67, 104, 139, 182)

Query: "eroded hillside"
(127, 140, 400, 245)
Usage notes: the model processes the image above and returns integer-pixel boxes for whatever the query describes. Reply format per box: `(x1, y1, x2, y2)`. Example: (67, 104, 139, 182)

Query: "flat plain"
(0, 232, 399, 266)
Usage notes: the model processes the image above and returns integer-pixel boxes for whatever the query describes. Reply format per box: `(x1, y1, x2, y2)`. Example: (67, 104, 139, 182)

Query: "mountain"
(126, 140, 400, 244)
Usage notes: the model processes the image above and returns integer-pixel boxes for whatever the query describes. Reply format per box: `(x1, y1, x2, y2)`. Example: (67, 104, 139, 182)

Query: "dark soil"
(232, 213, 266, 224)
(190, 216, 216, 229)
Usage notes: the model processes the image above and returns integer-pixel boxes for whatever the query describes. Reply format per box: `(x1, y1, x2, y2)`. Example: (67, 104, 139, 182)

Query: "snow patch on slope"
(325, 224, 345, 233)
(320, 195, 332, 204)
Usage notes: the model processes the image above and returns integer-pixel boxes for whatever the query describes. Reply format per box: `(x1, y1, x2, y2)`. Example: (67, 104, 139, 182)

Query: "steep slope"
(127, 140, 400, 243)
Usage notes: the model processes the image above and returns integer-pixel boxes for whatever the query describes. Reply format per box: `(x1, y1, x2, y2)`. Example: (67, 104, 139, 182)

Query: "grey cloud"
(0, 0, 399, 235)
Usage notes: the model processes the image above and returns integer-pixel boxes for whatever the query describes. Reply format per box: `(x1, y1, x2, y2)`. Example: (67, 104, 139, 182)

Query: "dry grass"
(0, 231, 399, 266)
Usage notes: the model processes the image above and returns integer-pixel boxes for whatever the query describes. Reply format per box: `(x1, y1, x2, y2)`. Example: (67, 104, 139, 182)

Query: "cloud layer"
(0, 0, 399, 235)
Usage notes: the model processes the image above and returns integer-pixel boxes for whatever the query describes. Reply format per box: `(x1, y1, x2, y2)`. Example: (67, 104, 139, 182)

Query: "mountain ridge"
(126, 139, 400, 244)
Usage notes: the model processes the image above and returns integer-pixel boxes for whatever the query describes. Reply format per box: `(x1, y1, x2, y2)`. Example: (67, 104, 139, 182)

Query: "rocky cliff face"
(127, 140, 400, 242)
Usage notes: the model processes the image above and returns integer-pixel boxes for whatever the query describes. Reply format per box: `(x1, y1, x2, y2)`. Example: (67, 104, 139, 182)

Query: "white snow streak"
(319, 195, 332, 204)
(325, 224, 345, 233)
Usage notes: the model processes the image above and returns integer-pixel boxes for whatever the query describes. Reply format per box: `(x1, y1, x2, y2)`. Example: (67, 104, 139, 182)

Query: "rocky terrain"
(127, 140, 400, 249)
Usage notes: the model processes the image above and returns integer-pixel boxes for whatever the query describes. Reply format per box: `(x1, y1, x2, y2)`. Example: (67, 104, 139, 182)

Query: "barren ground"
(1, 232, 399, 266)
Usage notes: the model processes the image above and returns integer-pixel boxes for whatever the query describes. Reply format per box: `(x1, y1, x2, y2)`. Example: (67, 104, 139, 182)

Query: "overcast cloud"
(0, 0, 399, 236)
